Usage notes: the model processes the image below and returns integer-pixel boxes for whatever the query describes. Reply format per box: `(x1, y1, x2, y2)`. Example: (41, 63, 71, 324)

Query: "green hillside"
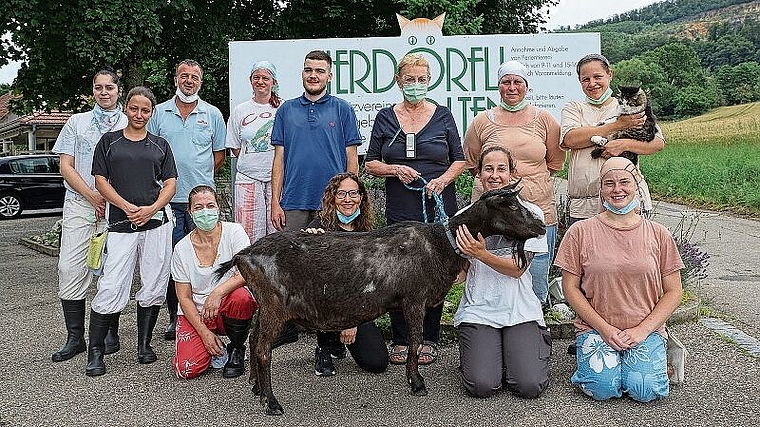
(643, 102, 760, 215)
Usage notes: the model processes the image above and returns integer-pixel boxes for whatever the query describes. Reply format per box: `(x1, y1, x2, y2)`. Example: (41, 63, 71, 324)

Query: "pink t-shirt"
(553, 214, 684, 336)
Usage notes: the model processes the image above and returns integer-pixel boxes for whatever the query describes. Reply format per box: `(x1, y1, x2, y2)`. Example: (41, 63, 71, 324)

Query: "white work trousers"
(57, 197, 105, 300)
(91, 221, 172, 314)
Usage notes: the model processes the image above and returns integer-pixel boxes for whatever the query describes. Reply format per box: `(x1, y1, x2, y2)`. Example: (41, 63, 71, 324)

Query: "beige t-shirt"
(464, 107, 565, 225)
(560, 99, 664, 219)
(553, 215, 684, 337)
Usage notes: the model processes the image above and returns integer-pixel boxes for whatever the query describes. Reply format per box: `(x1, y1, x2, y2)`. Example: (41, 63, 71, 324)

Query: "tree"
(4, 0, 162, 112)
(672, 77, 720, 118)
(715, 62, 760, 105)
(643, 42, 703, 88)
(2, 0, 558, 115)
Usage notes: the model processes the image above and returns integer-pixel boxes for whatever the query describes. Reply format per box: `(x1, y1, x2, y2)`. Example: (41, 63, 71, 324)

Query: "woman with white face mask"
(554, 156, 684, 403)
(365, 53, 466, 366)
(463, 60, 565, 305)
(51, 67, 129, 364)
(170, 185, 257, 380)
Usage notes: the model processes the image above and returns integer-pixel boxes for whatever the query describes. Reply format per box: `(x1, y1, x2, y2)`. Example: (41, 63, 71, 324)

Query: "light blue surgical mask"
(500, 98, 528, 112)
(337, 207, 361, 224)
(603, 199, 638, 215)
(587, 87, 613, 105)
(402, 84, 428, 104)
(192, 208, 219, 231)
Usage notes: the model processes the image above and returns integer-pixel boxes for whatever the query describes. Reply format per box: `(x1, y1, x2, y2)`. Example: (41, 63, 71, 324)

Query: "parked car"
(0, 154, 65, 219)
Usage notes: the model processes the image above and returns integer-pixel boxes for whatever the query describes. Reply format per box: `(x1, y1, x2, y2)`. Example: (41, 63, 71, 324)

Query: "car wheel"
(0, 193, 23, 219)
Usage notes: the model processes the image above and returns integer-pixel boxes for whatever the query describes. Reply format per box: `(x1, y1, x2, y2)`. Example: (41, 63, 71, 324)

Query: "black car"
(0, 154, 65, 218)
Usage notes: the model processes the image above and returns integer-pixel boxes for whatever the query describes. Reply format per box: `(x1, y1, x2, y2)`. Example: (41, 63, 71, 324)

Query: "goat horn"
(504, 178, 522, 193)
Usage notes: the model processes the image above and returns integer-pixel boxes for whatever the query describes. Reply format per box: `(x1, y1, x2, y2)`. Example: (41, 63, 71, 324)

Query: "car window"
(9, 158, 54, 174)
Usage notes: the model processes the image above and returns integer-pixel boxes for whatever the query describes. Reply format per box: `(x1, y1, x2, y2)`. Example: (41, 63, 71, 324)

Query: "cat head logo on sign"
(397, 13, 445, 47)
(229, 16, 600, 153)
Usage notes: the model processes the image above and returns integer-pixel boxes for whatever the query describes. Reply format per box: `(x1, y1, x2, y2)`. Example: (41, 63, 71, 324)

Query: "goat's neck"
(445, 203, 488, 238)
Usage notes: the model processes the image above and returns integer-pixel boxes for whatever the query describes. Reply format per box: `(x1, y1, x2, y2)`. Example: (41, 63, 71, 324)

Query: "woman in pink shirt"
(554, 156, 684, 402)
(464, 60, 565, 304)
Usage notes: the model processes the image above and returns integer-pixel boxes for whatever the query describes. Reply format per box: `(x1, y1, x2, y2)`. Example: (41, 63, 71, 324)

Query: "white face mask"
(175, 87, 199, 104)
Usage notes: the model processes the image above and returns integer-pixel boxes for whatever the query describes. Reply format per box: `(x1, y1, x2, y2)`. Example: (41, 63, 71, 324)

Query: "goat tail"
(215, 257, 237, 280)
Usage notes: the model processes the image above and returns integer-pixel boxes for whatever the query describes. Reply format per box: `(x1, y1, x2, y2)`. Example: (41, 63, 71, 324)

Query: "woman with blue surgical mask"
(560, 53, 665, 225)
(171, 185, 257, 380)
(554, 156, 684, 403)
(365, 53, 466, 366)
(302, 173, 388, 377)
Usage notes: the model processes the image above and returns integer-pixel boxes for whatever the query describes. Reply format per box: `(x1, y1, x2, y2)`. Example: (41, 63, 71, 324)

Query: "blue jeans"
(572, 330, 669, 402)
(529, 223, 556, 303)
(170, 203, 195, 247)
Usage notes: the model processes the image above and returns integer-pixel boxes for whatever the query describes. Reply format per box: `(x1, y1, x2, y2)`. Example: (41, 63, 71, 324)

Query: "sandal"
(389, 345, 408, 365)
(418, 341, 439, 365)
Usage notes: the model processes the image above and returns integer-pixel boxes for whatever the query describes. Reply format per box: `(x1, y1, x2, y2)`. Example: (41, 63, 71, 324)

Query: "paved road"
(0, 206, 758, 426)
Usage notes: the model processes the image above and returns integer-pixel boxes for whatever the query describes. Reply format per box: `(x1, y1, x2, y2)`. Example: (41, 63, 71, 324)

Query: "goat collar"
(443, 219, 468, 259)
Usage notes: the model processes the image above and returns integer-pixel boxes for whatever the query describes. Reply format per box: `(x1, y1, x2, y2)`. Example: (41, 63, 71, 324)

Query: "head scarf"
(496, 60, 529, 87)
(599, 157, 645, 213)
(250, 60, 279, 94)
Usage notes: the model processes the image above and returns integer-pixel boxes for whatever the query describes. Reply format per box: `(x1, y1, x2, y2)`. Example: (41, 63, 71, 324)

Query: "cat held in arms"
(590, 85, 658, 165)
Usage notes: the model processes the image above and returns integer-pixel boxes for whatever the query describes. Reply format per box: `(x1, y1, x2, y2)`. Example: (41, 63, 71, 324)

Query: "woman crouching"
(171, 185, 257, 379)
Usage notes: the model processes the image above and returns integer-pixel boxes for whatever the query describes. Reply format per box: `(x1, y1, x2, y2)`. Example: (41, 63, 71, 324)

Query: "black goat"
(217, 183, 545, 415)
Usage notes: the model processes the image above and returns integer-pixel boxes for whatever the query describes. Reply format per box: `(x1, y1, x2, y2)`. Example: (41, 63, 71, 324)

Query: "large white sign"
(229, 32, 599, 153)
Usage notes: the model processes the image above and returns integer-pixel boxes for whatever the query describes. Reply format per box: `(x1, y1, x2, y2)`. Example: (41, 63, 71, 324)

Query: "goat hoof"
(251, 384, 261, 396)
(266, 403, 284, 416)
(411, 384, 428, 396)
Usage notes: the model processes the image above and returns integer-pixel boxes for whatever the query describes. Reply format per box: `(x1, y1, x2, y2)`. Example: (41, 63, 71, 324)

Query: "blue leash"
(403, 176, 448, 223)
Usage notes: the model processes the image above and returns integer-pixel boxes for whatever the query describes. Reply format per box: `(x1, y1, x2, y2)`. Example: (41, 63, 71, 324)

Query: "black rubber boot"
(222, 316, 251, 378)
(137, 305, 161, 364)
(85, 310, 113, 376)
(52, 299, 87, 362)
(271, 323, 299, 350)
(104, 312, 121, 355)
(163, 280, 178, 341)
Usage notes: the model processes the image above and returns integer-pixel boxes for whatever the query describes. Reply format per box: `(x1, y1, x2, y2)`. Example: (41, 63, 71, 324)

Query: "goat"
(216, 183, 545, 415)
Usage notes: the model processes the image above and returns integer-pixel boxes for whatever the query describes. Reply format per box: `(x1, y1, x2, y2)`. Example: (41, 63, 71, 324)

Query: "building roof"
(0, 92, 72, 129)
(0, 92, 12, 122)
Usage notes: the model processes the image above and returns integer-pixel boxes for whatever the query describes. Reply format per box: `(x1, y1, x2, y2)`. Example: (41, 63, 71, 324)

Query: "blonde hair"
(396, 53, 430, 77)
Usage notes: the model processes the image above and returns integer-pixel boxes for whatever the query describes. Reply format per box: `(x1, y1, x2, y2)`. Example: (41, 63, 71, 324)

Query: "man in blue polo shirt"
(270, 50, 361, 231)
(148, 59, 227, 340)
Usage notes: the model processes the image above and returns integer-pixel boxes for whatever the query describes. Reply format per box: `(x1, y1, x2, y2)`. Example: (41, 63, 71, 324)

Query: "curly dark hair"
(318, 173, 375, 232)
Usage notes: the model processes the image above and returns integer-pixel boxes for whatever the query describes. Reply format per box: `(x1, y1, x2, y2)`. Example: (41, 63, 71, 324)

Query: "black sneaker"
(314, 347, 336, 376)
(330, 344, 347, 359)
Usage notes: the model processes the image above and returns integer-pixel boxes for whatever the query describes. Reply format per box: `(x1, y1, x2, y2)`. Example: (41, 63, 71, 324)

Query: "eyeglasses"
(335, 189, 361, 199)
(401, 75, 430, 85)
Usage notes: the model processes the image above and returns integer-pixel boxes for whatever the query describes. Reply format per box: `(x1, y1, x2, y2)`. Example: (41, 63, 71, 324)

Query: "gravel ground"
(1, 212, 759, 426)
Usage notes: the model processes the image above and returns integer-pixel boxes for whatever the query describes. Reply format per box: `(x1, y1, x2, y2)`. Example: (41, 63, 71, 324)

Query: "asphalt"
(1, 194, 759, 427)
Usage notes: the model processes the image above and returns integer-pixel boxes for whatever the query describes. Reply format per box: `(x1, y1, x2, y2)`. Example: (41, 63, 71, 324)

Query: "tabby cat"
(590, 85, 657, 165)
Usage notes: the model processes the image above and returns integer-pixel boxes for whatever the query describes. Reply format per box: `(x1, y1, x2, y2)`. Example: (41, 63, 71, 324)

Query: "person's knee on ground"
(463, 372, 502, 398)
(503, 373, 548, 399)
(621, 332, 670, 403)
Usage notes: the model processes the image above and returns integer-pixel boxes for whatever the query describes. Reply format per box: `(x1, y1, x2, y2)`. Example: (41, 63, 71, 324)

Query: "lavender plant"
(670, 212, 710, 288)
